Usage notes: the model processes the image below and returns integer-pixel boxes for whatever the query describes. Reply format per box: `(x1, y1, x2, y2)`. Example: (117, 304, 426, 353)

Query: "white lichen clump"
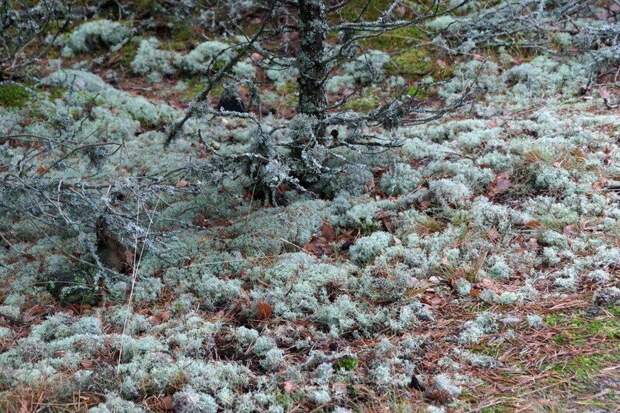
(62, 20, 130, 57)
(350, 232, 393, 265)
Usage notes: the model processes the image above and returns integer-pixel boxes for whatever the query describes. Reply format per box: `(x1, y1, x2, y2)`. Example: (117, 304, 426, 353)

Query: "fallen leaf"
(304, 237, 329, 257)
(563, 224, 579, 237)
(600, 88, 610, 99)
(159, 311, 171, 322)
(526, 237, 539, 250)
(480, 278, 499, 291)
(283, 381, 296, 393)
(487, 228, 501, 242)
(592, 177, 607, 191)
(256, 300, 273, 320)
(320, 222, 336, 241)
(488, 172, 512, 197)
(160, 395, 174, 411)
(80, 359, 94, 369)
(176, 179, 190, 188)
(524, 220, 542, 229)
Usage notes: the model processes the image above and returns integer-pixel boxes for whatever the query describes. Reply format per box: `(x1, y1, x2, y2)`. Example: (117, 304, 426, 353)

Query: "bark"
(297, 0, 327, 128)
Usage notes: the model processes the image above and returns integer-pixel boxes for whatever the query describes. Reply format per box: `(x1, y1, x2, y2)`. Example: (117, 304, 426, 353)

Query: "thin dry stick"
(0, 231, 15, 250)
(117, 196, 160, 368)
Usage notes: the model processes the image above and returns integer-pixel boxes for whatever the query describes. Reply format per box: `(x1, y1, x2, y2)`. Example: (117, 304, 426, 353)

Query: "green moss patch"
(343, 95, 380, 112)
(387, 49, 432, 78)
(361, 26, 427, 51)
(117, 40, 140, 68)
(542, 310, 620, 386)
(544, 311, 620, 343)
(0, 83, 30, 108)
(339, 0, 395, 22)
(550, 353, 620, 382)
(335, 356, 359, 371)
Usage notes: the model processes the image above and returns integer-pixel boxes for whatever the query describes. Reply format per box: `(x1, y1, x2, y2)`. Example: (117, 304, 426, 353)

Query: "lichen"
(349, 231, 393, 265)
(62, 20, 130, 57)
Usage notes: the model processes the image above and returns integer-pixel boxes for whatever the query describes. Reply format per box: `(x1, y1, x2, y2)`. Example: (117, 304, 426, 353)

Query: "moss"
(334, 356, 358, 371)
(273, 390, 298, 409)
(405, 84, 429, 99)
(276, 80, 297, 96)
(360, 26, 426, 51)
(46, 85, 66, 101)
(0, 83, 30, 108)
(182, 77, 208, 101)
(551, 353, 620, 382)
(386, 48, 432, 79)
(117, 41, 140, 69)
(544, 312, 620, 343)
(338, 0, 395, 22)
(133, 0, 164, 14)
(342, 95, 379, 112)
(44, 271, 100, 306)
(171, 23, 196, 45)
(480, 406, 512, 413)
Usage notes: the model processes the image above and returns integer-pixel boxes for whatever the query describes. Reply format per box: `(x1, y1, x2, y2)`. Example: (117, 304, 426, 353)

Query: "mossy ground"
(461, 305, 620, 411)
(0, 83, 30, 108)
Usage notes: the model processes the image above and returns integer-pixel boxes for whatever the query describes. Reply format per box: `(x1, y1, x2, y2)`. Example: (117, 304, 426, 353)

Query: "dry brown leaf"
(488, 172, 512, 197)
(80, 359, 94, 369)
(320, 222, 336, 241)
(487, 228, 501, 242)
(160, 395, 174, 411)
(159, 311, 171, 322)
(526, 237, 539, 250)
(524, 220, 542, 229)
(283, 381, 296, 393)
(256, 300, 273, 320)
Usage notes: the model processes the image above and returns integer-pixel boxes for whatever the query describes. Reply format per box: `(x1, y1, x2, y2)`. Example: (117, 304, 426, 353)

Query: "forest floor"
(1, 3, 619, 412)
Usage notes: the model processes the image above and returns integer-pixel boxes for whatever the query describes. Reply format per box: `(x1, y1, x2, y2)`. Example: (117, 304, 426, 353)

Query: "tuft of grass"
(0, 83, 30, 108)
(160, 23, 196, 52)
(276, 81, 297, 96)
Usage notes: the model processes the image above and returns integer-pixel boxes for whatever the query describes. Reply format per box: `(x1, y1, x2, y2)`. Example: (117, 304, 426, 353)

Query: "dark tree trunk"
(297, 0, 327, 128)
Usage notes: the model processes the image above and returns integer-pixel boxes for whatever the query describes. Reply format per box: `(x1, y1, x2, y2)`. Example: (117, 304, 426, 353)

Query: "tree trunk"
(297, 0, 327, 128)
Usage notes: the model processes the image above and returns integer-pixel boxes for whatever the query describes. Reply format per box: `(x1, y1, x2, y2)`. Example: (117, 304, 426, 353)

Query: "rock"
(217, 86, 246, 113)
(45, 271, 100, 305)
(593, 286, 620, 307)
